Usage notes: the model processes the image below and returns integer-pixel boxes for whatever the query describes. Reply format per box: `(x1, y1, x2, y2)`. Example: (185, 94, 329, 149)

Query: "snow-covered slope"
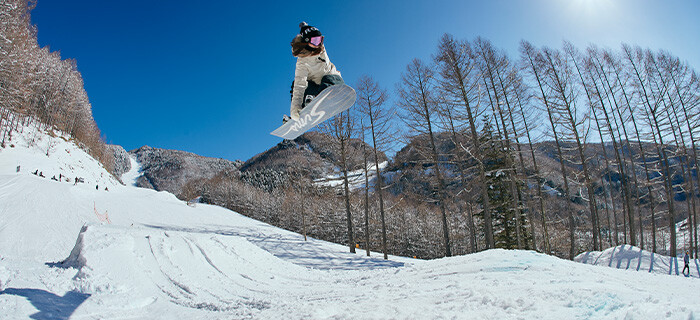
(1, 125, 700, 319)
(120, 154, 142, 187)
(0, 128, 120, 188)
(576, 245, 699, 278)
(313, 161, 388, 190)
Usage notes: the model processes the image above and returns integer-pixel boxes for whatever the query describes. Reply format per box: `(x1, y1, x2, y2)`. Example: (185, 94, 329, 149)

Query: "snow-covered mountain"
(128, 145, 243, 198)
(1, 124, 699, 319)
(241, 131, 388, 182)
(108, 131, 386, 201)
(106, 144, 132, 180)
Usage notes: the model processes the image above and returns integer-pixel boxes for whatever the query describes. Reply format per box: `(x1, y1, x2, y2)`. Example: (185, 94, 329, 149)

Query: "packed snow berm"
(1, 124, 699, 319)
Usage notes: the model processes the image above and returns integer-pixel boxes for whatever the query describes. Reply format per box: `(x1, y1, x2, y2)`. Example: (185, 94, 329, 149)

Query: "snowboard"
(271, 84, 356, 140)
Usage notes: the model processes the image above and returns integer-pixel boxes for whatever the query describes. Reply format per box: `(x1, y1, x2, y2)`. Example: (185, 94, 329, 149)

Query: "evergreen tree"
(479, 117, 530, 249)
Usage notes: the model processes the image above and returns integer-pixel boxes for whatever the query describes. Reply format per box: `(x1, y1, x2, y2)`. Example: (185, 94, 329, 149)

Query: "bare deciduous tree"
(434, 34, 495, 249)
(356, 75, 395, 259)
(320, 110, 357, 253)
(521, 42, 577, 259)
(397, 58, 453, 257)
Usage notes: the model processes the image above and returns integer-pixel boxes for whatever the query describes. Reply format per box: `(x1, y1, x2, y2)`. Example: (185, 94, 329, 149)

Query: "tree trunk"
(549, 46, 600, 251)
(521, 43, 576, 259)
(515, 85, 551, 253)
(340, 134, 356, 253)
(608, 52, 657, 252)
(435, 36, 494, 249)
(442, 107, 478, 253)
(361, 123, 371, 257)
(479, 52, 524, 249)
(421, 89, 453, 257)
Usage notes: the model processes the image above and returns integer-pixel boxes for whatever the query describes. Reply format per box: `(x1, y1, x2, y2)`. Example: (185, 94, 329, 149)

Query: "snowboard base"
(271, 84, 356, 140)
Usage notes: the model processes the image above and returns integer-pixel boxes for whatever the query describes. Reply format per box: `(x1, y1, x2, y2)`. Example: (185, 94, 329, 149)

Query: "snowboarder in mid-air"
(682, 251, 690, 276)
(272, 22, 355, 140)
(285, 22, 344, 122)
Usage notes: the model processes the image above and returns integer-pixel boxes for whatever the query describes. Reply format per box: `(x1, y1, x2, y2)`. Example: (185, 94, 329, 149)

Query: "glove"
(290, 105, 301, 121)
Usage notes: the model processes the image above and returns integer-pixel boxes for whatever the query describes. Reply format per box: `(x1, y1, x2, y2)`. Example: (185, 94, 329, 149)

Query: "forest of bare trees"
(253, 33, 699, 260)
(0, 0, 112, 169)
(4, 1, 700, 261)
(376, 34, 699, 259)
(188, 31, 699, 261)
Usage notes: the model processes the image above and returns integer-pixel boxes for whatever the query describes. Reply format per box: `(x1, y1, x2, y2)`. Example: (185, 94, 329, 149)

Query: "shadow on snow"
(1, 288, 90, 320)
(142, 224, 405, 271)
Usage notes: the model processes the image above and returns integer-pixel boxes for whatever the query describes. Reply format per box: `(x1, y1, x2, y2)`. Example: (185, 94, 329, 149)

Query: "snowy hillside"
(0, 128, 120, 189)
(313, 161, 388, 190)
(1, 126, 700, 319)
(576, 245, 699, 278)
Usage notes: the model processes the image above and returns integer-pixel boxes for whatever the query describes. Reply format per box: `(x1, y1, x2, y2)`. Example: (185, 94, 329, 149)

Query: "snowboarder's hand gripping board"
(271, 84, 356, 140)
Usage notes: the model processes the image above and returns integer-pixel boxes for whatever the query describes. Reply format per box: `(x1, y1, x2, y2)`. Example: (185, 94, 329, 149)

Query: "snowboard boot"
(304, 94, 315, 107)
(283, 114, 292, 124)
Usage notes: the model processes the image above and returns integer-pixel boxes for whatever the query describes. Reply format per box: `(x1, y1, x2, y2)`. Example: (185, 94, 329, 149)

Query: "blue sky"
(31, 0, 699, 162)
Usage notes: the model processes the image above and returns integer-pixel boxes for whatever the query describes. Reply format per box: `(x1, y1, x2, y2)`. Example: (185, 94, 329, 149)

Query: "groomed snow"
(1, 125, 699, 319)
(120, 154, 142, 187)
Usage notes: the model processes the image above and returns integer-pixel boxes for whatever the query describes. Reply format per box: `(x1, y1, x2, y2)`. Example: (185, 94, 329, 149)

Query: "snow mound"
(62, 225, 90, 269)
(55, 223, 309, 316)
(576, 245, 698, 277)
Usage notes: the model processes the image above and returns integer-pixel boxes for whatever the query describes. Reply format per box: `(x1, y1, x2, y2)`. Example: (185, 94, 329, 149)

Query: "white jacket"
(291, 48, 341, 111)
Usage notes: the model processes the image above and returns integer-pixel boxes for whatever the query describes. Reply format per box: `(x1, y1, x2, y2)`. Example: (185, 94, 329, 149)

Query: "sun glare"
(565, 0, 620, 29)
(570, 0, 618, 15)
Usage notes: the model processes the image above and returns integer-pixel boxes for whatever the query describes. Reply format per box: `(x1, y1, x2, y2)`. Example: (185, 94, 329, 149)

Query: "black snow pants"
(290, 74, 345, 108)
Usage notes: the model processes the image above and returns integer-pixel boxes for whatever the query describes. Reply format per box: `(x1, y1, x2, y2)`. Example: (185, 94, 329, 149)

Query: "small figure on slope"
(682, 251, 690, 276)
(286, 22, 344, 122)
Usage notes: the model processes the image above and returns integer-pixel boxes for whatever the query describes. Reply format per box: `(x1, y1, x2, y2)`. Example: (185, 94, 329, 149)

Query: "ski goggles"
(309, 36, 324, 46)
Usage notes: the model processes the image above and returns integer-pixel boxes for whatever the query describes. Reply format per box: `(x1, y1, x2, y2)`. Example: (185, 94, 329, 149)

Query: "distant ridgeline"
(0, 1, 112, 172)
